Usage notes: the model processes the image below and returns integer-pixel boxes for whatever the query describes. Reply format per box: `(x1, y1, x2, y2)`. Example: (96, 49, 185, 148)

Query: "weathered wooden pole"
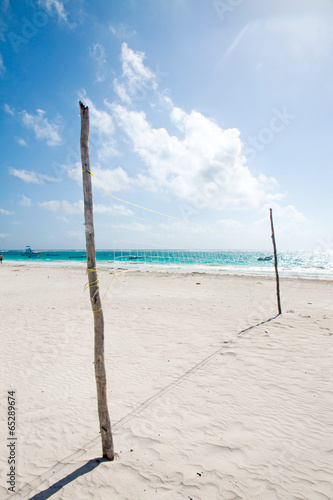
(79, 101, 114, 460)
(270, 208, 282, 315)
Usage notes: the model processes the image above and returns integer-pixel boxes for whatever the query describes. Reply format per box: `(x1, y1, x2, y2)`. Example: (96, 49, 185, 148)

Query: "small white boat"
(22, 245, 43, 257)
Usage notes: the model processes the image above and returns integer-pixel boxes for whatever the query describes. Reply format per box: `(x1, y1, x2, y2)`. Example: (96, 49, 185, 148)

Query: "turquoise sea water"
(1, 249, 333, 280)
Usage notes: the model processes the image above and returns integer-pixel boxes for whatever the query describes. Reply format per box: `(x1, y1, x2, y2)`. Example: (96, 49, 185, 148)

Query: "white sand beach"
(1, 265, 333, 499)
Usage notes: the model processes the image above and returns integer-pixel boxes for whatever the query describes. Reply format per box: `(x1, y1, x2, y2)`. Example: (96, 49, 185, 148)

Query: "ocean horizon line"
(1, 248, 332, 281)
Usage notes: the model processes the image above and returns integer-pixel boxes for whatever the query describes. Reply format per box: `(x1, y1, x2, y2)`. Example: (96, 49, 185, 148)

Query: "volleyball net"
(88, 170, 273, 275)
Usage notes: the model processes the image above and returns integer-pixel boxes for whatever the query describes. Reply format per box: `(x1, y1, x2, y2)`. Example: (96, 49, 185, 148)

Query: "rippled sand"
(1, 265, 333, 499)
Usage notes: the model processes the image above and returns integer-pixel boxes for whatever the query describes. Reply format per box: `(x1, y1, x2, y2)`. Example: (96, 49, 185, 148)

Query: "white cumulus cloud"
(110, 102, 277, 210)
(76, 43, 307, 241)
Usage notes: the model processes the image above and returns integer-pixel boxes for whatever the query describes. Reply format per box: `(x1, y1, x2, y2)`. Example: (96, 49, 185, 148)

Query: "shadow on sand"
(237, 314, 280, 337)
(28, 458, 107, 500)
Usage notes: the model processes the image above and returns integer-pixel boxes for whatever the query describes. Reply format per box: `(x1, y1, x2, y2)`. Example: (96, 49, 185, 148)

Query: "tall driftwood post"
(270, 208, 282, 315)
(80, 101, 114, 460)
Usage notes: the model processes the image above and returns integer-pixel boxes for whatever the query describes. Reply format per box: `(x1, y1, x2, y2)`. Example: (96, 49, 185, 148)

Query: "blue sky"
(1, 0, 332, 250)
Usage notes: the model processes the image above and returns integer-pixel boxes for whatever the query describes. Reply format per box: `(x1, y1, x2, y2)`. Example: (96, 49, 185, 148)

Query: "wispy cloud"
(0, 1, 8, 41)
(0, 207, 15, 215)
(94, 203, 133, 216)
(1, 0, 10, 12)
(21, 109, 62, 146)
(122, 42, 157, 93)
(39, 199, 132, 216)
(0, 53, 6, 75)
(20, 195, 32, 207)
(37, 0, 71, 24)
(0, 21, 6, 42)
(4, 103, 14, 115)
(39, 199, 83, 214)
(16, 137, 27, 146)
(89, 42, 107, 83)
(113, 80, 132, 105)
(9, 167, 60, 184)
(113, 43, 158, 103)
(109, 23, 136, 39)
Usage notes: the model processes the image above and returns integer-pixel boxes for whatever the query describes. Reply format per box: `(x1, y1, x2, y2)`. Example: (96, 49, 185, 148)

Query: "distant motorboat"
(129, 255, 144, 260)
(257, 255, 273, 261)
(22, 245, 43, 257)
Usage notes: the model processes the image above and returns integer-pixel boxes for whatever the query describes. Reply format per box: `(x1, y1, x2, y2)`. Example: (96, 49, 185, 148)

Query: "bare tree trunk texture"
(270, 208, 282, 315)
(79, 101, 114, 461)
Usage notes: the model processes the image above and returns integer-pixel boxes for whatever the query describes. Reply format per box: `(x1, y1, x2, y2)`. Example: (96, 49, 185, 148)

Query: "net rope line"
(83, 169, 266, 242)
